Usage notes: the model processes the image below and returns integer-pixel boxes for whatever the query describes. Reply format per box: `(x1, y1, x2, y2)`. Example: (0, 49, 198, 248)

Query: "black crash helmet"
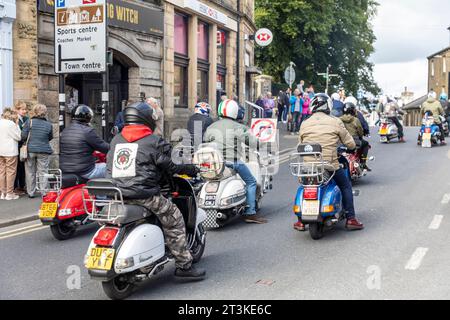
(123, 102, 156, 131)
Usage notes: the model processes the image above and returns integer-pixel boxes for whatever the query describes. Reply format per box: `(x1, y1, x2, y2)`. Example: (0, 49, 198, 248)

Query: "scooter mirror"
(369, 156, 375, 161)
(352, 190, 361, 197)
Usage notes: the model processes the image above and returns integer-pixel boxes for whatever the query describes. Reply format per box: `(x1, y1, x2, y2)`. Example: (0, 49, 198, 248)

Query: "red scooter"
(37, 152, 106, 240)
(340, 146, 374, 182)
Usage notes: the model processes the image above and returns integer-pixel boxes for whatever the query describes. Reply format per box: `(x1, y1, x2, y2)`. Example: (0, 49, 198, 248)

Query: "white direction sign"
(54, 0, 107, 74)
(251, 118, 278, 143)
(255, 28, 273, 47)
(284, 63, 296, 88)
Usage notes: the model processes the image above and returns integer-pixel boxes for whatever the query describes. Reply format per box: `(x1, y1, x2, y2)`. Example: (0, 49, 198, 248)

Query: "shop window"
(174, 60, 188, 108)
(175, 13, 188, 55)
(198, 22, 209, 61)
(197, 69, 209, 102)
(217, 30, 227, 66)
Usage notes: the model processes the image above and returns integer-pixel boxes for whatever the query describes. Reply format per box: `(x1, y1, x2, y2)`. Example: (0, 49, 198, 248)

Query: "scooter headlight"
(115, 257, 135, 270)
(205, 182, 220, 193)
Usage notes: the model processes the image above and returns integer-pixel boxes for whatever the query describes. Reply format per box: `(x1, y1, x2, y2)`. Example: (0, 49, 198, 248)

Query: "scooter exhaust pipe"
(217, 212, 228, 220)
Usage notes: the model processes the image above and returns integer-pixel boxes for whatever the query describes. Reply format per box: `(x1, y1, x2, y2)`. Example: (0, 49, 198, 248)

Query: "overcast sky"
(371, 0, 450, 97)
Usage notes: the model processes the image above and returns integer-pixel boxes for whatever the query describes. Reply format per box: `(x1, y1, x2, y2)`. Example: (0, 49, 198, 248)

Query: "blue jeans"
(82, 163, 107, 180)
(333, 168, 356, 219)
(226, 161, 257, 216)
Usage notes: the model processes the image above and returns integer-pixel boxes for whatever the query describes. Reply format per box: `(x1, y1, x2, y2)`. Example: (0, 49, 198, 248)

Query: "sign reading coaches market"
(54, 0, 107, 74)
(40, 0, 164, 36)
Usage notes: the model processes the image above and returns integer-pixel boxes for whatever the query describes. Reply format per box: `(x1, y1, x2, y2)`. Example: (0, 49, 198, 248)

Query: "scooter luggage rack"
(289, 152, 334, 186)
(193, 145, 225, 180)
(82, 185, 126, 223)
(36, 169, 62, 193)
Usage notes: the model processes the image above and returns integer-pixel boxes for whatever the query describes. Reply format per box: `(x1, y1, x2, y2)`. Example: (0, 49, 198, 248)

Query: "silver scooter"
(193, 144, 272, 229)
(82, 176, 206, 300)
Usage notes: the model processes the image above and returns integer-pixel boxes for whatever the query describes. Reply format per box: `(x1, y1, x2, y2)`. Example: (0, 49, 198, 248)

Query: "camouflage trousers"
(128, 195, 193, 269)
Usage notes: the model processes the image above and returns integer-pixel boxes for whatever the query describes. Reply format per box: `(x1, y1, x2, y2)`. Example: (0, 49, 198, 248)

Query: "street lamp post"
(317, 65, 339, 95)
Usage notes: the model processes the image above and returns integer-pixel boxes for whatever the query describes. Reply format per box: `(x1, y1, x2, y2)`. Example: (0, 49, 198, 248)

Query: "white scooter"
(82, 176, 206, 300)
(378, 114, 399, 143)
(193, 144, 272, 229)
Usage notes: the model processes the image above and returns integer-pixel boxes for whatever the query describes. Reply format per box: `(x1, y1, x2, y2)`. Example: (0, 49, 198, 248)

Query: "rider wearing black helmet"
(60, 105, 110, 179)
(106, 102, 206, 281)
(341, 102, 371, 171)
(295, 93, 364, 232)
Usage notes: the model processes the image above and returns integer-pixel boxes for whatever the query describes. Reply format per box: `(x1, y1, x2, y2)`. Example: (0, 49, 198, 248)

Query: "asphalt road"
(2, 127, 450, 300)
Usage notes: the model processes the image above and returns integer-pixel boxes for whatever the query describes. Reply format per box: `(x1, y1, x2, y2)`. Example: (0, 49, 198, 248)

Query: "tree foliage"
(255, 0, 380, 95)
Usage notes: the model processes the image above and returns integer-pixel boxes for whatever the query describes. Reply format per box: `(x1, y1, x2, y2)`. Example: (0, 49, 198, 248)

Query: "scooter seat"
(101, 204, 152, 225)
(61, 174, 88, 189)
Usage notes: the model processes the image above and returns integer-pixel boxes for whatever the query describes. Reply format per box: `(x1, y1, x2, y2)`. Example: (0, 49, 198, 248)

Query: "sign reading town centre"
(54, 0, 107, 74)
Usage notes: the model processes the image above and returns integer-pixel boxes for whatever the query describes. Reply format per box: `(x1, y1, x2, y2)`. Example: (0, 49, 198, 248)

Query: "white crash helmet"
(218, 99, 239, 120)
(310, 93, 333, 114)
(344, 96, 358, 105)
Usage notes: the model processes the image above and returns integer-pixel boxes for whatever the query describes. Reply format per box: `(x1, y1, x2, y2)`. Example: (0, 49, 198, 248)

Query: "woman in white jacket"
(0, 108, 21, 200)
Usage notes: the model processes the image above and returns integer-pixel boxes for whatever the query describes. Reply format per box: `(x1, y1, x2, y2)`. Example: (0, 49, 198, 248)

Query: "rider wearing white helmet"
(204, 99, 267, 224)
(187, 102, 214, 146)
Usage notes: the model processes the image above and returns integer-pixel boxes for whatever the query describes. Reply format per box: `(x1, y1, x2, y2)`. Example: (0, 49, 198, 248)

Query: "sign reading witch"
(39, 0, 164, 35)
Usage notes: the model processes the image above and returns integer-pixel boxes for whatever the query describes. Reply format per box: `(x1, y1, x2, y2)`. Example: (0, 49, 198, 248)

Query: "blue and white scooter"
(290, 144, 354, 240)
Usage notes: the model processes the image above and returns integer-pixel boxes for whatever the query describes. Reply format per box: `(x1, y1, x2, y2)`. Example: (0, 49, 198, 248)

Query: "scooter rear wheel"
(102, 277, 135, 300)
(50, 221, 76, 241)
(309, 223, 324, 240)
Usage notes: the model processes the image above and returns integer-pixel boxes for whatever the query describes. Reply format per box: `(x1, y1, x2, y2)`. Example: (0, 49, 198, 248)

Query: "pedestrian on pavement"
(14, 101, 29, 195)
(146, 97, 164, 138)
(307, 85, 316, 99)
(283, 88, 291, 123)
(289, 89, 303, 134)
(301, 93, 311, 124)
(112, 100, 128, 136)
(0, 108, 21, 200)
(297, 80, 305, 94)
(277, 90, 287, 123)
(263, 92, 275, 118)
(331, 92, 344, 117)
(21, 104, 54, 198)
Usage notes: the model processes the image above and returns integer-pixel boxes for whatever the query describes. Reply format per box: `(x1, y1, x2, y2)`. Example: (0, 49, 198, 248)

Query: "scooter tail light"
(94, 227, 119, 247)
(425, 128, 431, 133)
(304, 188, 318, 200)
(43, 192, 58, 203)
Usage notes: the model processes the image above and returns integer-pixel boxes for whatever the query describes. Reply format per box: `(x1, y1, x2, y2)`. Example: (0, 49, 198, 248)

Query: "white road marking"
(405, 247, 429, 271)
(441, 194, 450, 204)
(429, 215, 444, 230)
(0, 224, 47, 240)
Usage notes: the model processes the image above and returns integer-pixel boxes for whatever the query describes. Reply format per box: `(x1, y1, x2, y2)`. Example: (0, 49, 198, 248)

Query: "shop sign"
(184, 0, 228, 25)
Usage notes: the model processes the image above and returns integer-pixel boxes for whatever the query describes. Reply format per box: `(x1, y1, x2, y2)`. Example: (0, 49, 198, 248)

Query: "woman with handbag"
(0, 108, 21, 200)
(14, 102, 29, 194)
(21, 104, 54, 198)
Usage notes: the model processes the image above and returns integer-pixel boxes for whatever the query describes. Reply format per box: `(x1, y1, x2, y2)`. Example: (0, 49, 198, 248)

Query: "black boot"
(175, 265, 206, 281)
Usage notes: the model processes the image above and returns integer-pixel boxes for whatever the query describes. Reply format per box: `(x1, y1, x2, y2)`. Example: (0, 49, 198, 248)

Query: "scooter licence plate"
(379, 129, 387, 135)
(423, 133, 431, 141)
(39, 203, 58, 219)
(85, 247, 115, 271)
(302, 200, 320, 218)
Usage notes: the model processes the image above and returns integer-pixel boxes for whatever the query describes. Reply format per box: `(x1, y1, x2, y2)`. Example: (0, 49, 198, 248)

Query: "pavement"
(3, 126, 450, 300)
(0, 196, 41, 228)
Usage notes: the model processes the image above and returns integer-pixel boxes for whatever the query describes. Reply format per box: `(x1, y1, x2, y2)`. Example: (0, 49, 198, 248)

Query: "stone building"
(428, 46, 450, 97)
(163, 0, 260, 134)
(3, 0, 259, 142)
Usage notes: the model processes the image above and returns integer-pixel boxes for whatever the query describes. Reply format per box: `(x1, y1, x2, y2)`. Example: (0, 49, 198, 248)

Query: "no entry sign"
(255, 28, 273, 47)
(54, 0, 107, 74)
(251, 118, 278, 143)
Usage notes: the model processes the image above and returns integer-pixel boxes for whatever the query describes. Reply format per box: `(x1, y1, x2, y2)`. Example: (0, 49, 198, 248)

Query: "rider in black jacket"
(106, 102, 206, 281)
(60, 105, 109, 179)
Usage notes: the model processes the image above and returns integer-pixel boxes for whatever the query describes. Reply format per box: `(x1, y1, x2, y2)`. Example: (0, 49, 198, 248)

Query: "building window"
(174, 12, 189, 108)
(197, 22, 209, 60)
(432, 60, 435, 77)
(197, 69, 209, 102)
(217, 29, 227, 66)
(175, 13, 188, 55)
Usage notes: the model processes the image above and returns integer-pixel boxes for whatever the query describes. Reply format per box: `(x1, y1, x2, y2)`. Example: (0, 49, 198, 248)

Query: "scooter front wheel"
(102, 277, 135, 300)
(309, 223, 324, 240)
(191, 224, 206, 264)
(50, 221, 76, 241)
